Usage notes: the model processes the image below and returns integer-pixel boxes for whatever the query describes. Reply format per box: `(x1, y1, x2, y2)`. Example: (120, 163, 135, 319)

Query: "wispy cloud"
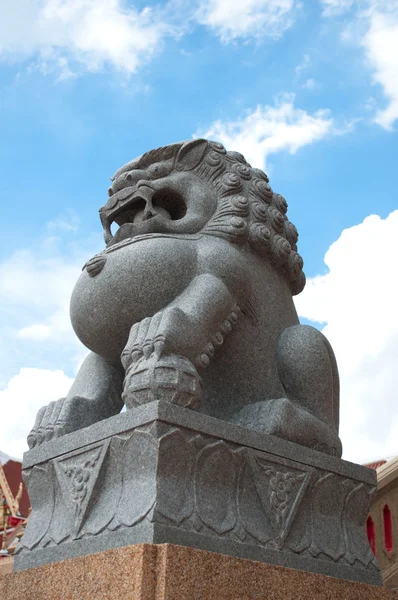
(322, 0, 398, 129)
(362, 2, 398, 129)
(195, 0, 298, 42)
(320, 0, 354, 17)
(295, 53, 310, 78)
(46, 210, 80, 233)
(302, 78, 317, 90)
(196, 94, 334, 169)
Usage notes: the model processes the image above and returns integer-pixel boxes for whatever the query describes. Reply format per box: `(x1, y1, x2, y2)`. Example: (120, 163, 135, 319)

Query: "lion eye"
(147, 163, 169, 178)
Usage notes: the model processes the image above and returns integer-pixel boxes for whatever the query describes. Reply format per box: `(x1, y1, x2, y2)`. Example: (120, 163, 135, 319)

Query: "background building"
(366, 457, 398, 589)
(0, 452, 30, 576)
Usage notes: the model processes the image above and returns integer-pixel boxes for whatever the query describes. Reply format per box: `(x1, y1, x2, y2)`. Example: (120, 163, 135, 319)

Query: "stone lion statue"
(28, 139, 342, 456)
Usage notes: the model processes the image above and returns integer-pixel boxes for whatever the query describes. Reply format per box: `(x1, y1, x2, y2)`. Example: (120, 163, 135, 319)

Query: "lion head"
(100, 139, 305, 295)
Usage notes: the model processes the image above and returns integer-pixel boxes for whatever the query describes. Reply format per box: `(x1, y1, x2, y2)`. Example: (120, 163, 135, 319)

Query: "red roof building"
(0, 458, 30, 517)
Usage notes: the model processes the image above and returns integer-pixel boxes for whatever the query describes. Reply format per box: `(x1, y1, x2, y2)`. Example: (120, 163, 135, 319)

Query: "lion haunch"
(28, 139, 342, 457)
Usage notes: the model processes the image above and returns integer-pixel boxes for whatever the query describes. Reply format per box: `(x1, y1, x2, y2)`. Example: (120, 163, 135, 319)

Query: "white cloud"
(0, 368, 74, 459)
(1, 249, 78, 312)
(195, 0, 297, 42)
(295, 56, 317, 90)
(46, 210, 80, 233)
(0, 247, 83, 348)
(17, 324, 52, 341)
(362, 3, 398, 129)
(295, 53, 310, 78)
(0, 0, 303, 78)
(320, 0, 353, 17)
(0, 215, 111, 458)
(0, 221, 99, 457)
(0, 0, 174, 76)
(295, 210, 398, 464)
(322, 0, 398, 129)
(302, 78, 316, 90)
(196, 94, 334, 169)
(0, 217, 100, 393)
(0, 450, 19, 465)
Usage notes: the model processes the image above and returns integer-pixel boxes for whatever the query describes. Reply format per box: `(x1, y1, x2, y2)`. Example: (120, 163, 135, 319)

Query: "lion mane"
(110, 139, 305, 295)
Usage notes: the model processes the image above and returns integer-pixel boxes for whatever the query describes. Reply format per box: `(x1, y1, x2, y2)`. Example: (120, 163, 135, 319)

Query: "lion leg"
(230, 325, 342, 457)
(277, 324, 339, 430)
(121, 273, 240, 409)
(28, 352, 124, 448)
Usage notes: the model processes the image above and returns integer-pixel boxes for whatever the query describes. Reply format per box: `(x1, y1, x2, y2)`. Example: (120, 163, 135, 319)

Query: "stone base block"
(15, 402, 380, 585)
(0, 559, 13, 578)
(3, 544, 398, 600)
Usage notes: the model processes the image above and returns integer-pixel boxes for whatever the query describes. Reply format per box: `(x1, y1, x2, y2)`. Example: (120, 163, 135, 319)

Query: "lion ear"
(175, 139, 208, 171)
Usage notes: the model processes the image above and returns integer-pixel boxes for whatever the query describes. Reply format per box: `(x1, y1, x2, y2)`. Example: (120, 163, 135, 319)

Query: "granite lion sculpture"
(28, 139, 342, 457)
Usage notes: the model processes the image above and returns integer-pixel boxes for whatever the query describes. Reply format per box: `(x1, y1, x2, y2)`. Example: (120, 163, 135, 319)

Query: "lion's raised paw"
(121, 307, 190, 370)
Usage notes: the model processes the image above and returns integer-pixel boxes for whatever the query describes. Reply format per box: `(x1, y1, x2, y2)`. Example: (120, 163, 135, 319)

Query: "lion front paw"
(121, 307, 190, 370)
(27, 395, 99, 449)
(27, 398, 68, 448)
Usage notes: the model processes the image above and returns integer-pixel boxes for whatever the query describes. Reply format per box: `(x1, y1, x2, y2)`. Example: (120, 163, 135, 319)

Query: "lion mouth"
(100, 184, 187, 245)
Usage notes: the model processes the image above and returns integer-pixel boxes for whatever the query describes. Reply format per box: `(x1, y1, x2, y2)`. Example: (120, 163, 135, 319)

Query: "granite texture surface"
(28, 139, 342, 458)
(15, 403, 379, 585)
(2, 544, 397, 600)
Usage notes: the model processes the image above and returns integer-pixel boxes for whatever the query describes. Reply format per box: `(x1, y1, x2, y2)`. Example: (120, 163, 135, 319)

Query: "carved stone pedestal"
(14, 402, 380, 585)
(3, 544, 396, 600)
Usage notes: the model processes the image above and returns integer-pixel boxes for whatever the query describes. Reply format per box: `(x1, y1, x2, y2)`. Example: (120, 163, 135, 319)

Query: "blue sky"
(1, 0, 398, 463)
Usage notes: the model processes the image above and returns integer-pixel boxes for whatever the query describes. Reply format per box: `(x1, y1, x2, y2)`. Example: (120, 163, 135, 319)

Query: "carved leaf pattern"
(82, 440, 122, 536)
(16, 465, 55, 550)
(17, 423, 377, 577)
(115, 430, 157, 527)
(310, 473, 349, 561)
(195, 441, 238, 534)
(237, 462, 273, 544)
(343, 484, 376, 566)
(156, 429, 196, 523)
